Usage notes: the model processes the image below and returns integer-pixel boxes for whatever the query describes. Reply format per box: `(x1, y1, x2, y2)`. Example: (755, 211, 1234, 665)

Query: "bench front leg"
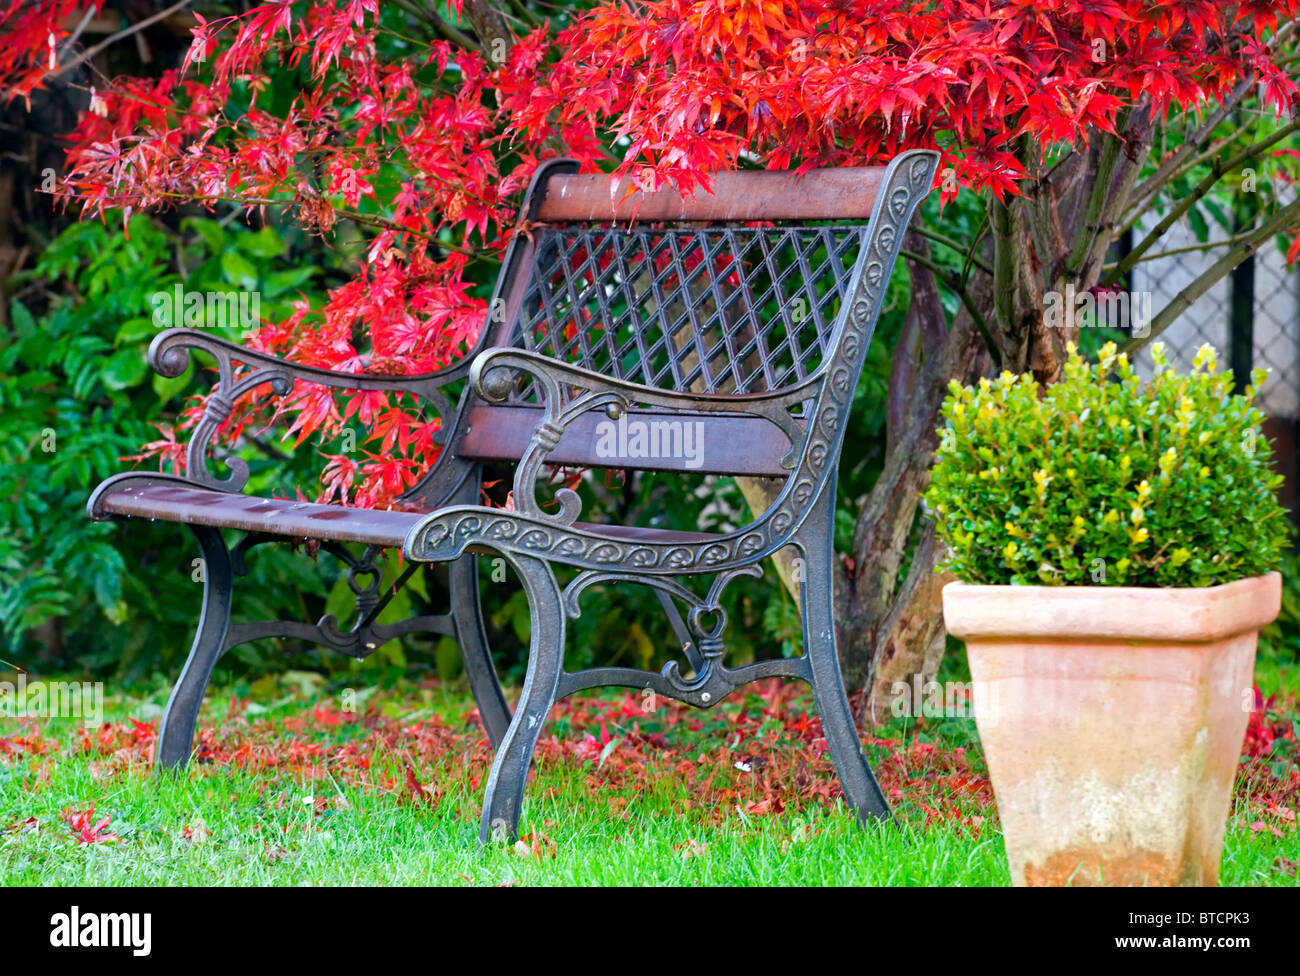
(798, 490, 891, 823)
(479, 552, 566, 845)
(156, 524, 233, 769)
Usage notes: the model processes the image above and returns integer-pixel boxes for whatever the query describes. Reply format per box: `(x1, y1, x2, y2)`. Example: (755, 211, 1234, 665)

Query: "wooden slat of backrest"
(534, 167, 885, 223)
(456, 404, 795, 477)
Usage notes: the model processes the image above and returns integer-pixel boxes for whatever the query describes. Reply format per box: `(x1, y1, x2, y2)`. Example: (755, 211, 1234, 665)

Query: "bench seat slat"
(98, 484, 721, 547)
(457, 404, 794, 477)
(101, 483, 423, 546)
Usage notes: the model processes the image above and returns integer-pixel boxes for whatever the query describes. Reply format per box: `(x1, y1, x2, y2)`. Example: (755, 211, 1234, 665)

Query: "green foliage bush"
(926, 341, 1291, 587)
(0, 214, 328, 675)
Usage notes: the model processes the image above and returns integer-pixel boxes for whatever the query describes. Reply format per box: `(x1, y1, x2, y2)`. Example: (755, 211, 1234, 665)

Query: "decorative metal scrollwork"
(221, 538, 452, 661)
(559, 565, 764, 707)
(469, 348, 810, 526)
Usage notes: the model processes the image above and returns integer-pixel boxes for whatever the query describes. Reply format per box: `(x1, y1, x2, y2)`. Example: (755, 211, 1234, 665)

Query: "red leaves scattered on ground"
(514, 831, 558, 859)
(1236, 686, 1300, 838)
(1, 680, 1296, 842)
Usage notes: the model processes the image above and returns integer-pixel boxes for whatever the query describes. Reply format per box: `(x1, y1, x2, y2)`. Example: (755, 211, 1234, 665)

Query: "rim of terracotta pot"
(942, 571, 1281, 645)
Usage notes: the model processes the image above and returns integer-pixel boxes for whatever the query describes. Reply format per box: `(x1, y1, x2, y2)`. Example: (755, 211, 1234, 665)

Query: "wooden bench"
(89, 149, 939, 842)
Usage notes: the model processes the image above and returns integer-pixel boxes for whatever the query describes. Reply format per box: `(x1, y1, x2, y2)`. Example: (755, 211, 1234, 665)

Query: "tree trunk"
(860, 523, 951, 725)
(842, 262, 992, 721)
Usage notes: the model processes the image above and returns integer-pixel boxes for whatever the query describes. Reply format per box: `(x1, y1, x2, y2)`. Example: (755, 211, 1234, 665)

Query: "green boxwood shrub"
(926, 341, 1291, 587)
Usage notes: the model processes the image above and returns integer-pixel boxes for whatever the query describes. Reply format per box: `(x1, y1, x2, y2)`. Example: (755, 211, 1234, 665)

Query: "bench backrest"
(444, 151, 939, 484)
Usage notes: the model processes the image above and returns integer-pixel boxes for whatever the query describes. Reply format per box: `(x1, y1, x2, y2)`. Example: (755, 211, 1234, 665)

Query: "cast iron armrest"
(467, 346, 814, 523)
(148, 328, 468, 493)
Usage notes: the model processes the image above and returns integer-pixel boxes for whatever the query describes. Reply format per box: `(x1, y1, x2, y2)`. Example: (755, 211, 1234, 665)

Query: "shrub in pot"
(927, 341, 1289, 886)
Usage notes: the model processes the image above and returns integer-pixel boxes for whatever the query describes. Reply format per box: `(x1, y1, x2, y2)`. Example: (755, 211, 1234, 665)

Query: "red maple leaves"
(4, 0, 1299, 505)
(0, 0, 107, 106)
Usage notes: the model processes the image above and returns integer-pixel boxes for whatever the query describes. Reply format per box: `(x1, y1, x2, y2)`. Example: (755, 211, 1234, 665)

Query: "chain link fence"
(1130, 212, 1300, 515)
(1130, 216, 1299, 416)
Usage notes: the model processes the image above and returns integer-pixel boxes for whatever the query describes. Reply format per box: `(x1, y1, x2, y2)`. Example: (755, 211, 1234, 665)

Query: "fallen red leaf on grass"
(8, 681, 1293, 847)
(63, 804, 119, 844)
(403, 763, 438, 807)
(514, 832, 557, 859)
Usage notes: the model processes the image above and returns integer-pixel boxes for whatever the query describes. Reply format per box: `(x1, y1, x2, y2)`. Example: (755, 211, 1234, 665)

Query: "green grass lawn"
(1, 674, 1297, 886)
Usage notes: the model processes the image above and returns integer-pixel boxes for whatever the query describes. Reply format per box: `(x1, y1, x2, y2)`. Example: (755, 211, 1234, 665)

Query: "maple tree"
(5, 0, 1300, 709)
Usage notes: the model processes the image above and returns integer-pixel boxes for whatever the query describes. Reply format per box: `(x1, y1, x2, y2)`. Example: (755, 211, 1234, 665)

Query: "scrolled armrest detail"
(466, 346, 814, 522)
(469, 348, 632, 524)
(147, 328, 461, 492)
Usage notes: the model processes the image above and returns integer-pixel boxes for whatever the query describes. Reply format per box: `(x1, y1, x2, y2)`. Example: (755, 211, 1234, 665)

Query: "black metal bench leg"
(478, 554, 565, 844)
(157, 524, 233, 769)
(799, 494, 891, 824)
(449, 555, 512, 748)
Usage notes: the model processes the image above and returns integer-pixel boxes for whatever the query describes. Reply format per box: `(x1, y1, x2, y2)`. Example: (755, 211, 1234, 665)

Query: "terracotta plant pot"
(942, 573, 1282, 887)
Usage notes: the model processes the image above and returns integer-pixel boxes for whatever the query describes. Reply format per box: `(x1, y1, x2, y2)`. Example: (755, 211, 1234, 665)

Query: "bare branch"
(1122, 194, 1300, 354)
(1106, 116, 1300, 286)
(42, 0, 194, 85)
(911, 226, 993, 275)
(1126, 77, 1255, 210)
(901, 247, 1000, 367)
